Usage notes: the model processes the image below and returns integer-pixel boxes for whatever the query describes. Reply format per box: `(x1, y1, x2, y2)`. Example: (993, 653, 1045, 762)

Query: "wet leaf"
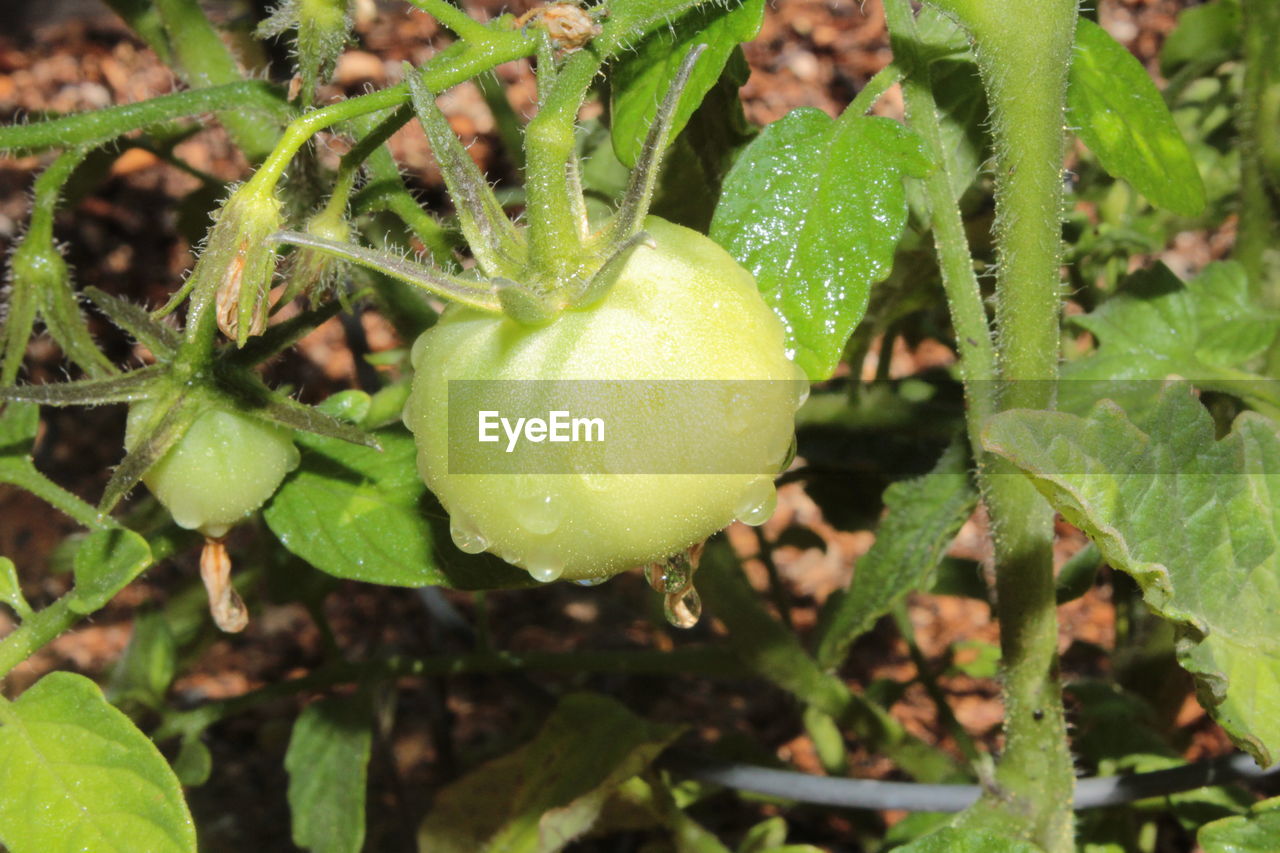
(263, 420, 529, 590)
(711, 108, 930, 380)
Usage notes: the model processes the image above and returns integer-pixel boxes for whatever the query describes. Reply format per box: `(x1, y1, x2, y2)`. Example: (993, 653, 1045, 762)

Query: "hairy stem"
(0, 82, 290, 154)
(882, 0, 997, 451)
(907, 1, 1077, 848)
(523, 47, 604, 276)
(248, 34, 536, 198)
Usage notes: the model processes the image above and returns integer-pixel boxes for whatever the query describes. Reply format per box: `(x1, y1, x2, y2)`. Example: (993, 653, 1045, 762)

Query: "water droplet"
(664, 585, 702, 629)
(526, 547, 564, 583)
(514, 492, 560, 535)
(735, 477, 777, 526)
(574, 576, 608, 587)
(643, 562, 664, 590)
(449, 514, 488, 554)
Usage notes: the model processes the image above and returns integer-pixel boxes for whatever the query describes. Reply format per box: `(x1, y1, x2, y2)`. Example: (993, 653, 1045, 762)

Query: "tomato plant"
(2, 1, 1280, 851)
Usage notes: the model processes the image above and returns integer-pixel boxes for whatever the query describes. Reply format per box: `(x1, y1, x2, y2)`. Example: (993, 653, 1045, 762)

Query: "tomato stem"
(524, 45, 603, 278)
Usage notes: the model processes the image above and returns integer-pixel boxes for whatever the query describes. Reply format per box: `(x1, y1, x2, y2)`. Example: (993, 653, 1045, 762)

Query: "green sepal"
(495, 279, 558, 325)
(0, 366, 165, 407)
(405, 65, 526, 278)
(271, 230, 503, 313)
(84, 287, 180, 358)
(100, 389, 198, 513)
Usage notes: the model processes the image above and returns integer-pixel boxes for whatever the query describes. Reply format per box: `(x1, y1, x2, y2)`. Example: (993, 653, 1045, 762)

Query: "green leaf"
(983, 387, 1280, 765)
(263, 425, 530, 589)
(1068, 18, 1206, 216)
(1199, 797, 1280, 853)
(1160, 0, 1241, 76)
(896, 827, 1041, 852)
(815, 441, 977, 670)
(107, 609, 177, 709)
(68, 527, 153, 615)
(710, 108, 930, 380)
(610, 0, 764, 168)
(285, 695, 373, 853)
(417, 693, 683, 853)
(1060, 262, 1280, 416)
(0, 672, 196, 853)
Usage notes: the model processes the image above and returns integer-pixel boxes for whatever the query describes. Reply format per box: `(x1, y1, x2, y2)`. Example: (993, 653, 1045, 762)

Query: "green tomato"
(404, 217, 806, 583)
(127, 399, 300, 537)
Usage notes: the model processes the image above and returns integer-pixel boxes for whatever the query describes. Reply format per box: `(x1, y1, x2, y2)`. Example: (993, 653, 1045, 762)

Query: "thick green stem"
(1239, 0, 1280, 312)
(920, 2, 1076, 849)
(151, 0, 279, 161)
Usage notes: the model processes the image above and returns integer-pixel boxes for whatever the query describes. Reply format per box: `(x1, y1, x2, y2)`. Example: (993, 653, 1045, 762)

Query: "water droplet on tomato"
(574, 576, 608, 587)
(449, 515, 488, 554)
(735, 477, 777, 526)
(527, 553, 564, 583)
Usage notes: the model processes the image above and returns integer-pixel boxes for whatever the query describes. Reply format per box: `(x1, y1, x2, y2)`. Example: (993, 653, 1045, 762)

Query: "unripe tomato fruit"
(404, 218, 805, 583)
(127, 399, 300, 537)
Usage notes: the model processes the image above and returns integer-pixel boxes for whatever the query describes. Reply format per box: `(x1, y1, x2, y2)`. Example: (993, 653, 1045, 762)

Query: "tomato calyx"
(0, 293, 376, 518)
(270, 45, 707, 326)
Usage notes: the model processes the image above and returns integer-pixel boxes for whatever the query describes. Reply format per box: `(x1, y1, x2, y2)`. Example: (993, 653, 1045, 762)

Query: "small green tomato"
(127, 399, 300, 537)
(404, 217, 804, 583)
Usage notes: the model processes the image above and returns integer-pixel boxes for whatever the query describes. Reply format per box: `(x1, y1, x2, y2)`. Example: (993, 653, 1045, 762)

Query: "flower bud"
(198, 184, 282, 346)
